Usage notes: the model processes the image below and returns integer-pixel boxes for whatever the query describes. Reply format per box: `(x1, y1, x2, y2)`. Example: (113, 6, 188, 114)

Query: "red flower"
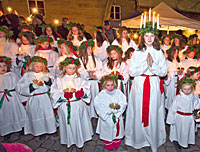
(75, 88, 84, 98)
(64, 92, 73, 99)
(102, 30, 104, 33)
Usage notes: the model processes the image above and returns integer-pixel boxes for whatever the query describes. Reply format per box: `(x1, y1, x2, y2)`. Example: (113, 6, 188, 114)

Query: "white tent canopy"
(122, 2, 200, 31)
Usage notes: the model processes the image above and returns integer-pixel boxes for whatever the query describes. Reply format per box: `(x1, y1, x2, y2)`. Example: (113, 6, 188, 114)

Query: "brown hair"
(96, 31, 105, 47)
(0, 61, 11, 72)
(138, 34, 160, 51)
(167, 48, 180, 62)
(107, 50, 122, 70)
(67, 30, 84, 41)
(60, 64, 80, 78)
(59, 44, 72, 57)
(102, 79, 117, 90)
(117, 34, 130, 46)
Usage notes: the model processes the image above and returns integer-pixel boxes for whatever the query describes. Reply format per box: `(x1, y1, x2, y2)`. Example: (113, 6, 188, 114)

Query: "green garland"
(59, 57, 80, 69)
(118, 26, 130, 34)
(65, 22, 84, 32)
(18, 31, 35, 39)
(79, 39, 94, 52)
(186, 66, 200, 77)
(0, 26, 13, 37)
(67, 102, 71, 124)
(139, 22, 159, 35)
(93, 25, 108, 36)
(26, 56, 48, 66)
(183, 46, 199, 55)
(21, 24, 33, 31)
(0, 56, 12, 64)
(178, 76, 196, 89)
(100, 75, 118, 85)
(107, 45, 123, 55)
(125, 47, 135, 56)
(39, 24, 54, 33)
(34, 35, 53, 45)
(161, 34, 173, 40)
(166, 46, 180, 55)
(58, 39, 77, 51)
(173, 34, 182, 40)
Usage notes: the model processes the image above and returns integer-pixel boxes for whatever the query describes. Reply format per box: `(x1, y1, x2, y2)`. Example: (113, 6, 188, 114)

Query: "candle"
(197, 64, 199, 67)
(152, 11, 155, 29)
(140, 13, 143, 29)
(113, 65, 117, 75)
(69, 81, 73, 92)
(157, 14, 159, 29)
(149, 8, 151, 22)
(39, 53, 42, 57)
(144, 12, 147, 28)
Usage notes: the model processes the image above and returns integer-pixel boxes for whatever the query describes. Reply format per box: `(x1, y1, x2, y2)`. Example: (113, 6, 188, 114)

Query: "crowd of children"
(0, 15, 200, 152)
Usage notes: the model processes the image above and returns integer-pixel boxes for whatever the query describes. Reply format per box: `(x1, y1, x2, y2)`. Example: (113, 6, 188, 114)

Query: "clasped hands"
(146, 53, 154, 67)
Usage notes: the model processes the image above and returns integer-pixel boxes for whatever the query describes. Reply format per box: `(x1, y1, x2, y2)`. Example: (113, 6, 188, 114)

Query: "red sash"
(177, 111, 192, 116)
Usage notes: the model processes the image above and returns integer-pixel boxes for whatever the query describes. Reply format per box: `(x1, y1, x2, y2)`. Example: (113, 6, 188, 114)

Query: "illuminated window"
(110, 5, 121, 20)
(28, 0, 45, 16)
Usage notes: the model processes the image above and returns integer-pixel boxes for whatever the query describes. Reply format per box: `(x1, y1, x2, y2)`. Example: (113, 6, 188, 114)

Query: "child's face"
(87, 46, 93, 56)
(105, 80, 115, 92)
(181, 83, 193, 95)
(65, 64, 77, 75)
(144, 33, 155, 46)
(72, 27, 78, 35)
(192, 72, 199, 80)
(21, 36, 30, 45)
(46, 27, 52, 36)
(32, 62, 43, 73)
(0, 31, 6, 38)
(40, 42, 50, 49)
(122, 30, 128, 39)
(61, 44, 68, 56)
(192, 37, 197, 45)
(187, 52, 195, 59)
(0, 62, 7, 74)
(110, 50, 119, 61)
(129, 51, 133, 59)
(164, 37, 170, 46)
(174, 38, 180, 46)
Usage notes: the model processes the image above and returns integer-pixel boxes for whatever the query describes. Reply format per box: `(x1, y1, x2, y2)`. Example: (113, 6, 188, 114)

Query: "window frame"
(110, 5, 121, 20)
(27, 0, 46, 16)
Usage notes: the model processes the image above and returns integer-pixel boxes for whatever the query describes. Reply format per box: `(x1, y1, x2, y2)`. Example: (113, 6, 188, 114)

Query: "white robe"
(166, 92, 200, 148)
(112, 38, 137, 57)
(94, 89, 127, 141)
(50, 74, 93, 147)
(71, 35, 87, 47)
(93, 39, 109, 63)
(160, 44, 171, 57)
(16, 72, 57, 136)
(0, 72, 26, 136)
(20, 44, 36, 57)
(125, 47, 167, 152)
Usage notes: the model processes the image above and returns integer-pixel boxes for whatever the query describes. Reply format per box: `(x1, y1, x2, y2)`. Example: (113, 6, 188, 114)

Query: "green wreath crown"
(125, 47, 135, 56)
(183, 46, 198, 55)
(59, 57, 80, 69)
(186, 66, 200, 77)
(173, 34, 182, 40)
(166, 46, 180, 55)
(79, 39, 94, 51)
(26, 56, 48, 66)
(0, 56, 12, 64)
(18, 31, 35, 39)
(178, 76, 196, 89)
(58, 38, 77, 51)
(65, 22, 84, 32)
(118, 26, 130, 34)
(139, 22, 159, 35)
(34, 35, 53, 45)
(107, 45, 123, 55)
(21, 24, 33, 31)
(161, 34, 173, 41)
(93, 25, 108, 36)
(0, 26, 13, 37)
(39, 24, 54, 33)
(100, 75, 118, 85)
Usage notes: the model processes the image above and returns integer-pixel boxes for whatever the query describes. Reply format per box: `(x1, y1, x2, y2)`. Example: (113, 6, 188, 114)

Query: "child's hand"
(75, 88, 84, 98)
(64, 92, 73, 99)
(42, 75, 49, 82)
(32, 83, 39, 89)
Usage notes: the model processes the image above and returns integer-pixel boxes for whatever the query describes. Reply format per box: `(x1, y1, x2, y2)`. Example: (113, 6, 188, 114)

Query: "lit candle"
(19, 47, 22, 54)
(69, 81, 73, 92)
(197, 64, 199, 67)
(157, 14, 159, 29)
(113, 65, 117, 75)
(39, 53, 42, 57)
(149, 8, 151, 22)
(144, 12, 147, 28)
(152, 11, 155, 29)
(140, 13, 143, 29)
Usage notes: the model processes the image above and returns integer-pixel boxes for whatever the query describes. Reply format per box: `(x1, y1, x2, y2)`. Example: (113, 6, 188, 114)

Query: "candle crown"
(139, 21, 159, 35)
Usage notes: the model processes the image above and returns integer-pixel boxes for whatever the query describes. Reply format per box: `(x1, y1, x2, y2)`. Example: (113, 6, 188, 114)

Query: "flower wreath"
(100, 75, 118, 85)
(26, 56, 47, 66)
(106, 45, 123, 55)
(166, 46, 180, 55)
(125, 47, 135, 56)
(139, 22, 159, 35)
(39, 24, 54, 33)
(34, 35, 53, 45)
(59, 58, 80, 70)
(0, 56, 12, 64)
(186, 66, 200, 77)
(58, 39, 77, 51)
(183, 46, 198, 55)
(0, 26, 13, 37)
(93, 25, 108, 36)
(161, 34, 173, 41)
(79, 39, 94, 51)
(18, 31, 35, 39)
(118, 26, 130, 34)
(65, 22, 84, 32)
(173, 34, 182, 40)
(21, 24, 33, 31)
(178, 76, 196, 89)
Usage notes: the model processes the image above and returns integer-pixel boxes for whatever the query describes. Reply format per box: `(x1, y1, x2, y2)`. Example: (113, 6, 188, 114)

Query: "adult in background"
(57, 17, 69, 39)
(32, 14, 45, 37)
(104, 20, 117, 44)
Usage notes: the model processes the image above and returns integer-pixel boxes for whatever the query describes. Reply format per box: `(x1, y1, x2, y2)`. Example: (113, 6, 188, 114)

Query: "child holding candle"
(112, 26, 137, 57)
(34, 35, 59, 75)
(94, 75, 127, 150)
(0, 56, 26, 141)
(125, 21, 167, 152)
(16, 56, 57, 140)
(50, 57, 93, 150)
(167, 77, 200, 150)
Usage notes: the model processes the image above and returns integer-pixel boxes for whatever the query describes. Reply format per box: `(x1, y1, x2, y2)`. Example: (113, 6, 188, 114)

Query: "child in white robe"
(160, 34, 172, 57)
(51, 57, 93, 149)
(16, 56, 57, 140)
(0, 56, 26, 141)
(94, 75, 127, 150)
(167, 77, 200, 149)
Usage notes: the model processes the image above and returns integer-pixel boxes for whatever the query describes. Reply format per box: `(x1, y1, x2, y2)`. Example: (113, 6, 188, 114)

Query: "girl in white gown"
(160, 34, 172, 57)
(51, 57, 93, 149)
(16, 56, 57, 139)
(94, 75, 127, 150)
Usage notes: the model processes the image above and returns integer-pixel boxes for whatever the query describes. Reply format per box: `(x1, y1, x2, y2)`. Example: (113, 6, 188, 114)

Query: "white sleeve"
(115, 90, 127, 118)
(166, 96, 178, 124)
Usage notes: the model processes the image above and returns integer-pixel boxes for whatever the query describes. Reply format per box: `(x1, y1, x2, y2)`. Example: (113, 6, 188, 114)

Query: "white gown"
(112, 38, 137, 57)
(94, 89, 127, 141)
(50, 73, 93, 147)
(71, 35, 87, 47)
(93, 39, 109, 63)
(166, 92, 200, 148)
(0, 72, 26, 136)
(20, 44, 36, 57)
(160, 44, 171, 57)
(125, 47, 167, 152)
(16, 72, 57, 136)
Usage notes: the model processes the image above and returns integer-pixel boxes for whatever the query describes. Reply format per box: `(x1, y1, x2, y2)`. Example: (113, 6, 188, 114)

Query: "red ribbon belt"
(32, 92, 47, 96)
(176, 76, 180, 95)
(177, 111, 192, 116)
(160, 79, 164, 94)
(141, 74, 157, 127)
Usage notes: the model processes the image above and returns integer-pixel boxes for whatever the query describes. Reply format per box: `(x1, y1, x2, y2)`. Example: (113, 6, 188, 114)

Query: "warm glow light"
(27, 17, 32, 22)
(133, 33, 138, 39)
(7, 7, 12, 13)
(32, 8, 38, 13)
(54, 19, 59, 25)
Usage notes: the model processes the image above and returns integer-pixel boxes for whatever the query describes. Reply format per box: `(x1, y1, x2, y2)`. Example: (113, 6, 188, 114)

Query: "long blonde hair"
(26, 62, 48, 73)
(102, 79, 118, 90)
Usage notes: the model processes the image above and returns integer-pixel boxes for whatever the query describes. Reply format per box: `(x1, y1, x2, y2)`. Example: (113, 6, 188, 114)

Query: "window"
(28, 0, 45, 16)
(110, 5, 121, 20)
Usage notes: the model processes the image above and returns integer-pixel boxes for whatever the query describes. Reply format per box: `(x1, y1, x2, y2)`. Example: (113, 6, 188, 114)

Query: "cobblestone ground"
(1, 121, 200, 152)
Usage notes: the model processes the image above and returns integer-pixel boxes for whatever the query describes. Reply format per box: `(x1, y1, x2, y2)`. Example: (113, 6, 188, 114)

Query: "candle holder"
(177, 67, 184, 72)
(193, 109, 200, 118)
(109, 103, 120, 110)
(110, 71, 120, 77)
(33, 79, 44, 86)
(63, 88, 76, 93)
